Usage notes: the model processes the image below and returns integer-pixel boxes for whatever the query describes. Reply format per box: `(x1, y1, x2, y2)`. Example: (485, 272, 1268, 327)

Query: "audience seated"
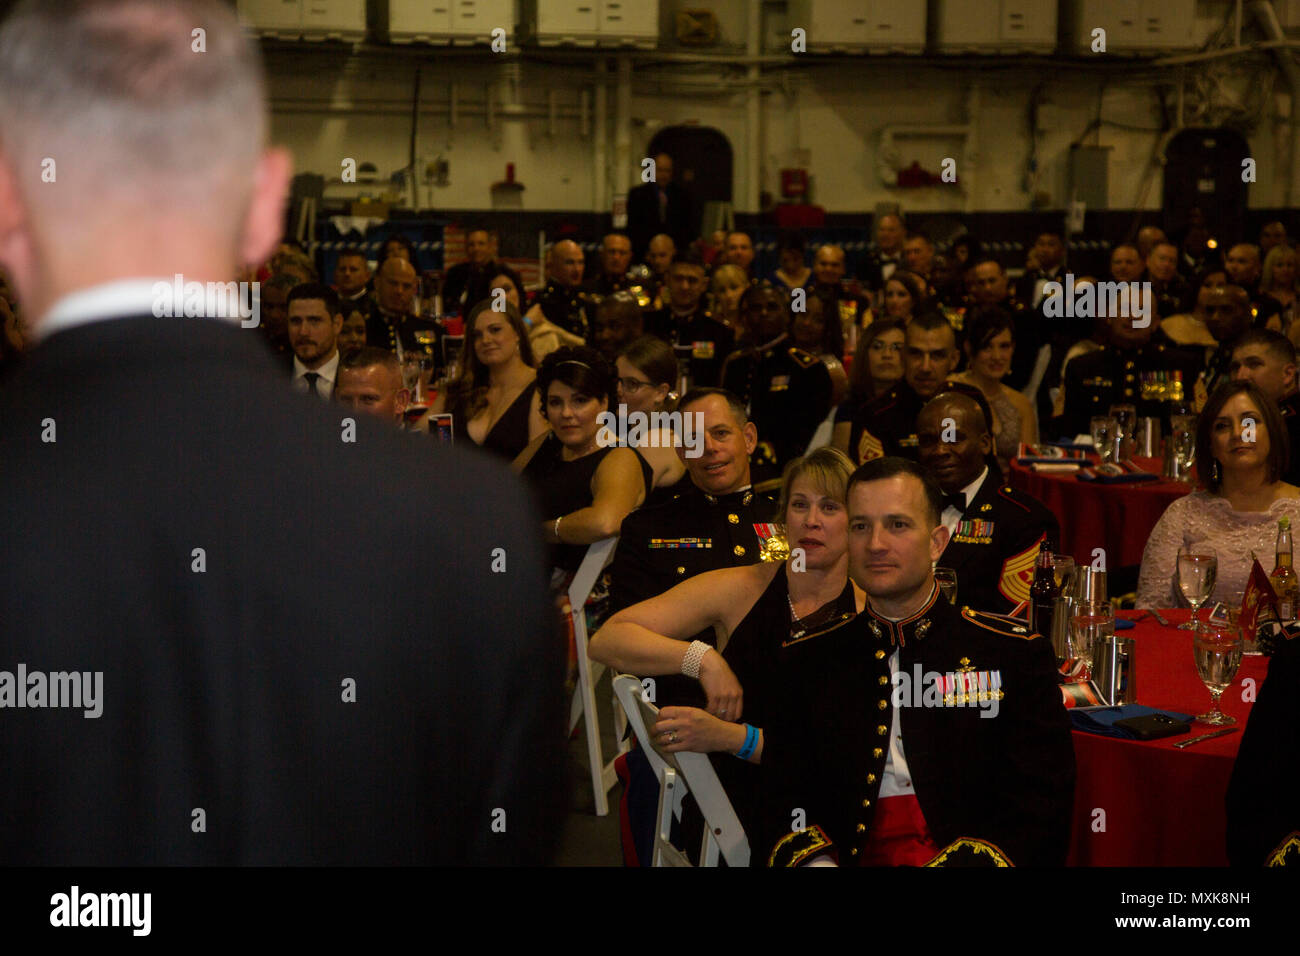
(952, 307, 1038, 469)
(832, 319, 905, 455)
(614, 335, 688, 494)
(808, 243, 868, 329)
(433, 299, 547, 461)
(709, 264, 749, 335)
(770, 232, 810, 292)
(367, 256, 440, 354)
(592, 447, 859, 852)
(723, 231, 756, 279)
(849, 311, 961, 464)
(1137, 380, 1300, 608)
(790, 291, 849, 406)
(917, 392, 1058, 614)
(651, 250, 732, 388)
(332, 246, 371, 306)
(530, 239, 590, 339)
(334, 346, 415, 427)
(721, 283, 832, 484)
(441, 227, 522, 315)
(1259, 244, 1299, 334)
(513, 346, 650, 577)
(880, 269, 929, 324)
(337, 307, 368, 354)
(861, 213, 905, 293)
(286, 282, 343, 399)
(586, 233, 634, 299)
(1229, 329, 1300, 485)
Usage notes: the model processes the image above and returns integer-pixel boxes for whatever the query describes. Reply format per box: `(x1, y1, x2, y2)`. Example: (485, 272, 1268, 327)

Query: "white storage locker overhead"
(300, 0, 367, 41)
(932, 0, 1057, 54)
(237, 0, 304, 39)
(389, 0, 515, 44)
(237, 0, 366, 41)
(598, 1, 659, 45)
(1065, 0, 1199, 54)
(789, 0, 927, 53)
(524, 0, 659, 48)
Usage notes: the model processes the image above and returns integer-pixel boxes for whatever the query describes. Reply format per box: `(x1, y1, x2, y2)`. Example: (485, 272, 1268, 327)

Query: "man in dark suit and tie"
(0, 0, 563, 866)
(626, 152, 697, 260)
(287, 282, 343, 399)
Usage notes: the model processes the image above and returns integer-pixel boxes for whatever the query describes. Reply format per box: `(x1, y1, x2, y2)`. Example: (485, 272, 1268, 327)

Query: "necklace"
(788, 593, 800, 622)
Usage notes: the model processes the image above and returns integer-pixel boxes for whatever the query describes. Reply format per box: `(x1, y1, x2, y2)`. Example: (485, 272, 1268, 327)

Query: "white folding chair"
(804, 407, 838, 454)
(568, 537, 628, 816)
(612, 674, 750, 867)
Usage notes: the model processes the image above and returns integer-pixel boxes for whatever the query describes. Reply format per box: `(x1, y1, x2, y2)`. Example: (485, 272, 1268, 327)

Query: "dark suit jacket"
(626, 181, 697, 258)
(442, 260, 523, 314)
(0, 314, 565, 865)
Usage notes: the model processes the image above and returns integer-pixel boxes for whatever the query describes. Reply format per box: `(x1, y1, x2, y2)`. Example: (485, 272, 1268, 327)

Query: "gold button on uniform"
(878, 675, 888, 686)
(875, 650, 886, 660)
(861, 798, 871, 808)
(850, 848, 859, 856)
(877, 700, 887, 710)
(876, 725, 887, 735)
(873, 748, 883, 759)
(676, 566, 686, 575)
(867, 773, 877, 784)
(855, 824, 866, 834)
(728, 513, 739, 524)
(734, 545, 745, 557)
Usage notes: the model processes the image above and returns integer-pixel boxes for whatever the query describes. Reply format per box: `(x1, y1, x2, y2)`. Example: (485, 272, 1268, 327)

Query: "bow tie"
(943, 492, 967, 514)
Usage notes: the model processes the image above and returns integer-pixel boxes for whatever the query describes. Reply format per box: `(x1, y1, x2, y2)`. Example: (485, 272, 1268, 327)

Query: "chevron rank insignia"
(857, 430, 884, 463)
(997, 538, 1044, 605)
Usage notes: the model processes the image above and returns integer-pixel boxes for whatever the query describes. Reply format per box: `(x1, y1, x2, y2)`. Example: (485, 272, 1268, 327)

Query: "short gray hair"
(0, 0, 266, 216)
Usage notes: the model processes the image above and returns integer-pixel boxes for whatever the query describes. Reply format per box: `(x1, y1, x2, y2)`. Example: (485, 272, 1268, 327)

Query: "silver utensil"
(1173, 727, 1239, 749)
(1145, 608, 1171, 627)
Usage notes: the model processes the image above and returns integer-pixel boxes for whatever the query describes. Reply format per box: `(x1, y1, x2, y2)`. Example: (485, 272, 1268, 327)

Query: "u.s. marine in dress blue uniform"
(756, 585, 1075, 866)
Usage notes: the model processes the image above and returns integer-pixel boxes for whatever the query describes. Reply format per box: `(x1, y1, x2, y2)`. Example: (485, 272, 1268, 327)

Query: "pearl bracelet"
(554, 515, 563, 540)
(681, 640, 711, 679)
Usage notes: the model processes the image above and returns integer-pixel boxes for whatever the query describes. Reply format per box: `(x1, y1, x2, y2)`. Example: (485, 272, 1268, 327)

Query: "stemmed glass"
(1177, 545, 1218, 630)
(1090, 416, 1118, 463)
(1109, 403, 1137, 458)
(1068, 601, 1114, 681)
(1170, 414, 1197, 481)
(1192, 621, 1243, 725)
(934, 568, 958, 604)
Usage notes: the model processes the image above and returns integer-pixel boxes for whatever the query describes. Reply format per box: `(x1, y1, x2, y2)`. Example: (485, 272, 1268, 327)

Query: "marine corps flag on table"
(1239, 558, 1278, 642)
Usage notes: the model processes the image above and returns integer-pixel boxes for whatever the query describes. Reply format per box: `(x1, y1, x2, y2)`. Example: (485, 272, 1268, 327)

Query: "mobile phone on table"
(1113, 713, 1191, 740)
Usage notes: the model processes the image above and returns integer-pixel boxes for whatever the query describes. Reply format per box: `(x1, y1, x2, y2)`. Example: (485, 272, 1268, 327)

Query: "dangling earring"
(1211, 458, 1222, 485)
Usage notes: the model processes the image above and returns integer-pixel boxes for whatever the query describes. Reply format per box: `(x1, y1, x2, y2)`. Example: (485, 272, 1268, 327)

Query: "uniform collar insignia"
(864, 585, 940, 647)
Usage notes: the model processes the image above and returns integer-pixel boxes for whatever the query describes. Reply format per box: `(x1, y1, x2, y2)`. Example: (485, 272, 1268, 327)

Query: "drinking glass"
(1192, 621, 1243, 725)
(1090, 417, 1118, 463)
(1050, 554, 1077, 595)
(1109, 404, 1137, 443)
(1177, 545, 1218, 630)
(934, 568, 958, 604)
(1170, 413, 1197, 480)
(1068, 601, 1114, 681)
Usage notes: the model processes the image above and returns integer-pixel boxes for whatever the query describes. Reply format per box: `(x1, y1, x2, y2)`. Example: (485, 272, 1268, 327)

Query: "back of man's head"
(0, 0, 265, 222)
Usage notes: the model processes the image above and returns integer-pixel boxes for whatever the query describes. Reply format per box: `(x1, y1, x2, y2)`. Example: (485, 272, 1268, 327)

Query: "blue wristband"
(735, 723, 758, 760)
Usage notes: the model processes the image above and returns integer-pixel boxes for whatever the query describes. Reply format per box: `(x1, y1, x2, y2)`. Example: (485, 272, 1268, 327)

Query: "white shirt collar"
(959, 466, 990, 507)
(294, 350, 340, 383)
(36, 278, 245, 343)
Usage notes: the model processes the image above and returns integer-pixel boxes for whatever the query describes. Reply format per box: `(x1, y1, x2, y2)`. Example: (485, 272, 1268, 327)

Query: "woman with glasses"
(831, 319, 905, 456)
(615, 336, 687, 495)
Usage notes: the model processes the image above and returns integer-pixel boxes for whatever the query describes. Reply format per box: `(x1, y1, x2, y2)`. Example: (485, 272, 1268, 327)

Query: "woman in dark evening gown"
(590, 447, 860, 850)
(432, 299, 547, 461)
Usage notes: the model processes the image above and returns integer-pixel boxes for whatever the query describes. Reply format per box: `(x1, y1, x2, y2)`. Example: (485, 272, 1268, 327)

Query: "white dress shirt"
(293, 350, 339, 398)
(36, 278, 243, 343)
(940, 465, 989, 542)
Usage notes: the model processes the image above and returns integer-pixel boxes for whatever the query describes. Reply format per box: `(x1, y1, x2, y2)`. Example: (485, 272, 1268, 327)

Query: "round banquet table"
(1008, 456, 1191, 568)
(1066, 608, 1270, 867)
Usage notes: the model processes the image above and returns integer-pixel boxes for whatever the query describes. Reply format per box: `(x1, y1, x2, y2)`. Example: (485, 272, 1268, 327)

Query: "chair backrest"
(612, 674, 750, 867)
(568, 536, 618, 610)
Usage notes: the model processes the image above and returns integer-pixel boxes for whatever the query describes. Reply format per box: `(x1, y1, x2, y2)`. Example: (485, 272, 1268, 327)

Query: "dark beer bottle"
(1029, 548, 1059, 636)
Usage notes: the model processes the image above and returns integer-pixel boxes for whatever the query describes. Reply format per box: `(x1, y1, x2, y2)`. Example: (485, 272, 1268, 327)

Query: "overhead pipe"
(744, 0, 762, 213)
(615, 56, 632, 201)
(594, 57, 608, 214)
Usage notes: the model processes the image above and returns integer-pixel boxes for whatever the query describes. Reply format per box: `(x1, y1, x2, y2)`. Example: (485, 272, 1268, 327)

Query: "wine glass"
(1050, 554, 1077, 595)
(1090, 416, 1117, 463)
(1192, 621, 1243, 725)
(1068, 601, 1114, 682)
(1170, 414, 1197, 481)
(934, 568, 958, 604)
(1177, 545, 1218, 630)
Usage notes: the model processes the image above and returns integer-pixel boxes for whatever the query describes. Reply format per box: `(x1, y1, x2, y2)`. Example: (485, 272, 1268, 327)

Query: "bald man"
(0, 0, 561, 865)
(917, 392, 1058, 615)
(367, 255, 441, 356)
(335, 346, 412, 426)
(645, 234, 675, 285)
(586, 232, 634, 298)
(861, 213, 906, 291)
(1195, 284, 1255, 404)
(531, 238, 589, 338)
(441, 227, 523, 313)
(1136, 225, 1167, 261)
(808, 243, 867, 327)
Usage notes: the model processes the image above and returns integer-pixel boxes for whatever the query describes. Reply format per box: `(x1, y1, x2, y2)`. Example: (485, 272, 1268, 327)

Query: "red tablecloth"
(1066, 609, 1270, 867)
(1008, 457, 1191, 568)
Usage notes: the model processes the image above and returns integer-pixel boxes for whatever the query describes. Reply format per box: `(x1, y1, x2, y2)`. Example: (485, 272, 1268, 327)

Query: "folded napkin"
(1113, 616, 1136, 630)
(1069, 703, 1194, 738)
(1075, 470, 1161, 483)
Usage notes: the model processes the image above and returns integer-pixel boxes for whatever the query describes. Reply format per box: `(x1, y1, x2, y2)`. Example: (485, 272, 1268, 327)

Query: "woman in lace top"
(1137, 381, 1300, 607)
(951, 307, 1037, 471)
